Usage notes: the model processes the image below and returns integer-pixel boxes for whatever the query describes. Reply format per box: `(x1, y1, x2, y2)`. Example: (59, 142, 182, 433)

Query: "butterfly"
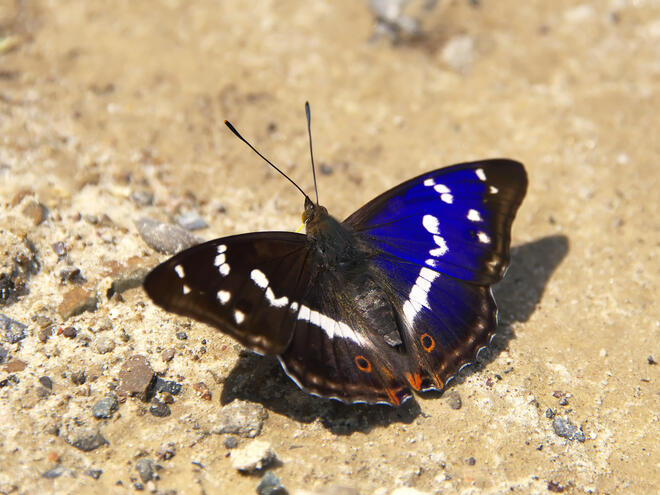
(143, 104, 527, 406)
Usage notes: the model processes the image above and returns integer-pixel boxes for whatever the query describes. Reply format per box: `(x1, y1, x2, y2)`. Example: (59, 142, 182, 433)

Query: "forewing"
(143, 232, 313, 355)
(344, 159, 527, 284)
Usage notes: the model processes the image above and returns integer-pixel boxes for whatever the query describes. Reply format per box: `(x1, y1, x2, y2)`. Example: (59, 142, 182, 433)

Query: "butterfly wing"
(344, 159, 527, 391)
(144, 232, 314, 355)
(344, 159, 527, 284)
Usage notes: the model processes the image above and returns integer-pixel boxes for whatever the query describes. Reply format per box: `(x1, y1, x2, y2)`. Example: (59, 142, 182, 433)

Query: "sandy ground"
(1, 1, 659, 494)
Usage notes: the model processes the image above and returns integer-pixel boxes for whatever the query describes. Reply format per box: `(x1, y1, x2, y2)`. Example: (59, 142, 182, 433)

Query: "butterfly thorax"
(303, 198, 364, 271)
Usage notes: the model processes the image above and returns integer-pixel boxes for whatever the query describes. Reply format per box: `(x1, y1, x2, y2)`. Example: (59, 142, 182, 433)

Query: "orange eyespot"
(354, 355, 372, 373)
(420, 333, 435, 352)
(405, 372, 422, 391)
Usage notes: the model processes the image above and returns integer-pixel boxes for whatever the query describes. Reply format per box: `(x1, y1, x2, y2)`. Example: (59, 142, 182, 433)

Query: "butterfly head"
(302, 196, 329, 228)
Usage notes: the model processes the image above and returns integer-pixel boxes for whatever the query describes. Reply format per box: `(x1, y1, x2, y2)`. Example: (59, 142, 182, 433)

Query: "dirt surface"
(1, 1, 659, 494)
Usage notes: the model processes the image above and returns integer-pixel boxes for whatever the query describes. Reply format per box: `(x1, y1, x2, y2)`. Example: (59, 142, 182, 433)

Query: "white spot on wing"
(489, 186, 499, 194)
(422, 214, 440, 235)
(467, 209, 482, 222)
(174, 265, 185, 279)
(250, 269, 269, 289)
(265, 287, 288, 308)
(217, 290, 230, 304)
(476, 168, 486, 181)
(290, 302, 299, 312)
(234, 310, 245, 324)
(403, 267, 440, 326)
(296, 304, 360, 343)
(430, 235, 448, 256)
(217, 244, 227, 254)
(434, 184, 450, 194)
(214, 253, 226, 266)
(423, 178, 436, 187)
(219, 263, 230, 276)
(477, 231, 491, 244)
(182, 284, 191, 294)
(440, 193, 453, 204)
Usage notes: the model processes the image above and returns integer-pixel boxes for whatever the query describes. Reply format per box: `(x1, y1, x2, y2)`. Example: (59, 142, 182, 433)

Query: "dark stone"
(162, 348, 175, 362)
(548, 480, 565, 492)
(257, 471, 286, 495)
(154, 377, 182, 395)
(130, 190, 154, 207)
(4, 359, 26, 372)
(465, 457, 476, 466)
(93, 396, 119, 419)
(319, 163, 333, 175)
(175, 331, 187, 340)
(552, 417, 586, 442)
(0, 346, 8, 364)
(107, 256, 149, 298)
(135, 217, 203, 255)
(135, 458, 155, 483)
(150, 400, 171, 417)
(51, 241, 67, 257)
(1, 314, 27, 343)
(545, 408, 555, 419)
(61, 419, 108, 451)
(38, 326, 54, 343)
(648, 355, 657, 365)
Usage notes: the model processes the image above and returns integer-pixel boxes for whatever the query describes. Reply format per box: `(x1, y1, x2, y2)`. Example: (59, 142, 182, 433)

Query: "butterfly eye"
(420, 333, 435, 352)
(354, 355, 372, 373)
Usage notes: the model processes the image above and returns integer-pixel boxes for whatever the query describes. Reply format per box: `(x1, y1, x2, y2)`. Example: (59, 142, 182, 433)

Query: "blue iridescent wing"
(344, 159, 527, 391)
(344, 159, 527, 284)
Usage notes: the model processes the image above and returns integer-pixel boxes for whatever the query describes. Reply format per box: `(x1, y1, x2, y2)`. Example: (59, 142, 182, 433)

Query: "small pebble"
(176, 210, 208, 231)
(465, 457, 476, 466)
(4, 359, 27, 372)
(39, 376, 53, 390)
(61, 326, 77, 339)
(446, 390, 462, 410)
(230, 440, 277, 473)
(648, 355, 657, 365)
(42, 466, 67, 479)
(84, 469, 103, 480)
(0, 346, 8, 365)
(59, 267, 85, 284)
(1, 314, 27, 344)
(92, 396, 119, 419)
(60, 419, 107, 451)
(193, 381, 212, 400)
(130, 190, 154, 207)
(224, 436, 239, 449)
(175, 331, 188, 340)
(135, 458, 155, 483)
(545, 408, 555, 419)
(441, 35, 476, 73)
(71, 370, 87, 385)
(157, 442, 176, 461)
(211, 400, 268, 438)
(552, 417, 585, 442)
(22, 200, 47, 225)
(257, 471, 285, 495)
(94, 336, 116, 354)
(153, 377, 182, 395)
(135, 217, 203, 255)
(118, 355, 156, 401)
(51, 241, 67, 257)
(58, 287, 97, 320)
(38, 326, 53, 343)
(162, 348, 175, 362)
(319, 163, 333, 175)
(150, 400, 171, 418)
(559, 397, 569, 406)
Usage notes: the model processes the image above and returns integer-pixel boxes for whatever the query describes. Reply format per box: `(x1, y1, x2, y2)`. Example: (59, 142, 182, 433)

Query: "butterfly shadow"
(220, 235, 569, 432)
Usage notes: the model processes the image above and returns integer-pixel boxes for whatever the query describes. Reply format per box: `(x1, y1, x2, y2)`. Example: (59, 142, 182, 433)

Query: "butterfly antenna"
(305, 102, 320, 205)
(224, 120, 309, 200)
